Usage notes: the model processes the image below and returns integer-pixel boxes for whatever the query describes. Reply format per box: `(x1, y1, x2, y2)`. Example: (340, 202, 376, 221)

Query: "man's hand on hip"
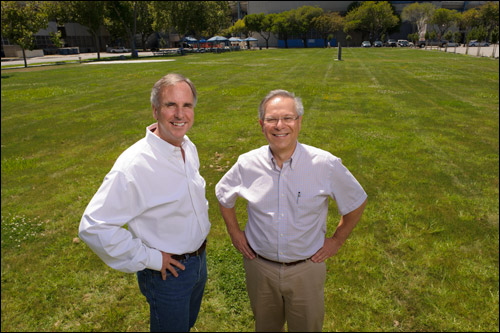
(160, 251, 186, 280)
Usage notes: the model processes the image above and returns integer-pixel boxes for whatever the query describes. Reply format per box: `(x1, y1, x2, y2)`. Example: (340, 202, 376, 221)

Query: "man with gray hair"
(216, 89, 367, 331)
(79, 73, 210, 332)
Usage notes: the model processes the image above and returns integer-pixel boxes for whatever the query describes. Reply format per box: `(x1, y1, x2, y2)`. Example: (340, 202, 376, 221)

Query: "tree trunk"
(22, 48, 27, 68)
(131, 2, 138, 58)
(94, 33, 101, 60)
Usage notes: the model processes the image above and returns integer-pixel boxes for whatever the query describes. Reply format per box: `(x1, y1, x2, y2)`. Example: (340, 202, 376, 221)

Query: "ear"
(259, 119, 264, 132)
(152, 106, 158, 120)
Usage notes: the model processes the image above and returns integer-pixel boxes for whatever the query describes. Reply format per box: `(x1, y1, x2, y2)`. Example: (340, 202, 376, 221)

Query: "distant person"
(79, 73, 210, 332)
(215, 89, 367, 331)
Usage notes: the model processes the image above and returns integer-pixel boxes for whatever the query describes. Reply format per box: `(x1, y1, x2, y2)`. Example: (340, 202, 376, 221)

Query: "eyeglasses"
(263, 116, 300, 125)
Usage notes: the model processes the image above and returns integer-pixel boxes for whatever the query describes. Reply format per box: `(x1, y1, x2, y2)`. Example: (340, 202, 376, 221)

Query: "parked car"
(417, 40, 448, 48)
(397, 39, 410, 47)
(446, 41, 461, 47)
(107, 46, 130, 53)
(386, 39, 397, 47)
(468, 40, 490, 47)
(361, 41, 371, 47)
(373, 41, 383, 47)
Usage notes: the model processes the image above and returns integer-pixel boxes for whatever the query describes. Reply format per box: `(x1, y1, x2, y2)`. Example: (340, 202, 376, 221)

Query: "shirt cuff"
(146, 248, 163, 271)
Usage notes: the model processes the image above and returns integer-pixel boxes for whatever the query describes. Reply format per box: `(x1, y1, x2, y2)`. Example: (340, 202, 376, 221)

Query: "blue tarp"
(278, 38, 337, 48)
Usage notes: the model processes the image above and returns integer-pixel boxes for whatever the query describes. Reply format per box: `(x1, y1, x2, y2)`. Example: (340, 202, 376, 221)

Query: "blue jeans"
(137, 251, 207, 332)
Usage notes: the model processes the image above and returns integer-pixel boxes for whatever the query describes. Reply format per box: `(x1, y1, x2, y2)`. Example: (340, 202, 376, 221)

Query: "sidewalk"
(1, 51, 157, 68)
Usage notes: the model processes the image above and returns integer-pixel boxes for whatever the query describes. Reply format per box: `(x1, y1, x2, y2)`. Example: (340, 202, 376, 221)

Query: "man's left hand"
(311, 237, 341, 263)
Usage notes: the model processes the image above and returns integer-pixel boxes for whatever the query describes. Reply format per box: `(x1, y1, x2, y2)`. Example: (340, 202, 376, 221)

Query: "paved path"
(424, 45, 499, 58)
(1, 51, 160, 67)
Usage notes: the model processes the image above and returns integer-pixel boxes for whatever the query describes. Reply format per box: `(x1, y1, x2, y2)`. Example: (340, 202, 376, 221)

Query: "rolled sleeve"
(328, 158, 367, 216)
(215, 162, 242, 209)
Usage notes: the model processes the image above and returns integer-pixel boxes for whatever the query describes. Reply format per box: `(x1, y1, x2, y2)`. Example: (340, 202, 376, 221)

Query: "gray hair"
(150, 73, 197, 109)
(258, 89, 304, 120)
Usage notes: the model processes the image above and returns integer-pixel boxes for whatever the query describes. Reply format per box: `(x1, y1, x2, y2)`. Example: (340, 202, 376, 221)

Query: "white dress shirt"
(215, 142, 367, 263)
(79, 124, 210, 273)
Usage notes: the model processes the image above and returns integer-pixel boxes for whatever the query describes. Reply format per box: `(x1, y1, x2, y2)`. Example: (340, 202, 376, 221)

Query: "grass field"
(1, 48, 499, 332)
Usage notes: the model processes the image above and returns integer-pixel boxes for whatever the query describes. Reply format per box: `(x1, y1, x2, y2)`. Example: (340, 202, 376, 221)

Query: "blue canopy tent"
(207, 36, 229, 52)
(229, 37, 243, 51)
(243, 37, 258, 49)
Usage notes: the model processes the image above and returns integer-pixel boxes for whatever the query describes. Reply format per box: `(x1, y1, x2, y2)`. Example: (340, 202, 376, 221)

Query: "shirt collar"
(146, 123, 188, 154)
(267, 141, 302, 171)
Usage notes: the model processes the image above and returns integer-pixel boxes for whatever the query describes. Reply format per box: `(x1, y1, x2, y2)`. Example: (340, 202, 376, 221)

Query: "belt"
(171, 239, 206, 261)
(256, 254, 309, 266)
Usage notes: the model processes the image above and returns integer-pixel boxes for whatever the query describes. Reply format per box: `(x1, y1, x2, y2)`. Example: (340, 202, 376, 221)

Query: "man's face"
(153, 82, 195, 147)
(259, 96, 302, 154)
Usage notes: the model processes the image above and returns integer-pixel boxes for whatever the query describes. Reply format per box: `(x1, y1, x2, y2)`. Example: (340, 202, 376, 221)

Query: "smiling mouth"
(171, 122, 186, 127)
(273, 133, 288, 137)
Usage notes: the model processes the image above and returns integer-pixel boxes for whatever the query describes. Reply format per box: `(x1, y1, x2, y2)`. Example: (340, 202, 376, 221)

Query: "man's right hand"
(230, 229, 256, 260)
(218, 202, 256, 260)
(160, 251, 186, 281)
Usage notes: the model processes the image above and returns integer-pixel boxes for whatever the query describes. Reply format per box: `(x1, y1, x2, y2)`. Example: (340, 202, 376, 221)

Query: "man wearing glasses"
(216, 89, 367, 331)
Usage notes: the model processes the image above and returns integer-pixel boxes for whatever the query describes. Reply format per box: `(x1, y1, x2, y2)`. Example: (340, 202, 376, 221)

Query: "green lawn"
(1, 48, 498, 332)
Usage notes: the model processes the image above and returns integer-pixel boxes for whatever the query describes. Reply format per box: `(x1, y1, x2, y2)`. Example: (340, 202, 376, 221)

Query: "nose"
(173, 107, 184, 119)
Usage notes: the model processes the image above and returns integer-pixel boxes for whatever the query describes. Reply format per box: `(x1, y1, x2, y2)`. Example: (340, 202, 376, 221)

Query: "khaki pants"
(243, 256, 326, 332)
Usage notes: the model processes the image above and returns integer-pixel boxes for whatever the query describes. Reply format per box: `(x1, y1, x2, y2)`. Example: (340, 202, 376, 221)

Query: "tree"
(474, 25, 488, 56)
(292, 5, 323, 48)
(443, 30, 452, 51)
(244, 13, 263, 37)
(430, 8, 459, 48)
(202, 1, 231, 37)
(153, 1, 230, 40)
(460, 8, 481, 55)
(407, 32, 418, 46)
(451, 30, 462, 53)
(1, 1, 49, 68)
(66, 1, 106, 60)
(344, 1, 399, 41)
(136, 1, 155, 51)
(244, 13, 274, 49)
(477, 1, 499, 42)
(260, 14, 275, 49)
(106, 1, 139, 58)
(401, 2, 436, 42)
(271, 11, 293, 48)
(312, 12, 344, 47)
(229, 19, 249, 37)
(345, 34, 352, 47)
(491, 26, 499, 58)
